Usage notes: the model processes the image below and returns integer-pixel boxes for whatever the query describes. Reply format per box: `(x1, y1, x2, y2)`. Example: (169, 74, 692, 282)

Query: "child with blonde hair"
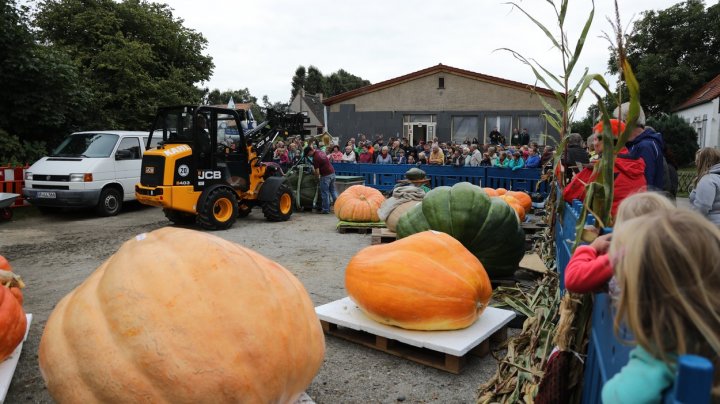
(564, 192, 675, 293)
(602, 210, 720, 403)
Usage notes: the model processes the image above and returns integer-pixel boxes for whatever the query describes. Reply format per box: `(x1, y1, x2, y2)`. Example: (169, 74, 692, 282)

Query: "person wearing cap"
(304, 146, 337, 214)
(562, 119, 646, 217)
(398, 169, 430, 193)
(614, 102, 665, 191)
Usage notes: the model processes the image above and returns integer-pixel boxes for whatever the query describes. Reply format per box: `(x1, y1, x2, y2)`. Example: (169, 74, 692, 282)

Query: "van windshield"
(51, 133, 119, 158)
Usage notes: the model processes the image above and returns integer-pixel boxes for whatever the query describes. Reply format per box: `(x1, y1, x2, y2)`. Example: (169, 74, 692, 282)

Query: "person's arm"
(602, 346, 674, 404)
(564, 244, 613, 293)
(691, 176, 715, 215)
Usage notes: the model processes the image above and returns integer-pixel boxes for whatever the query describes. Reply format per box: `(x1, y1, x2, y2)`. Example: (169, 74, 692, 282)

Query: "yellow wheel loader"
(135, 105, 307, 230)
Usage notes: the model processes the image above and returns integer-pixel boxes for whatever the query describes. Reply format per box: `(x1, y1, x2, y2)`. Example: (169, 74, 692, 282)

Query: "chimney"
(317, 93, 323, 102)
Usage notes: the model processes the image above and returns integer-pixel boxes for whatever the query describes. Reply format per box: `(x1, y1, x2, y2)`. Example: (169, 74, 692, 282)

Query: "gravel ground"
(1, 203, 501, 404)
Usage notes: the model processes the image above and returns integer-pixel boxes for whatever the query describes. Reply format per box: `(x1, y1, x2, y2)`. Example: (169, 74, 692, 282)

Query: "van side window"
(117, 137, 141, 159)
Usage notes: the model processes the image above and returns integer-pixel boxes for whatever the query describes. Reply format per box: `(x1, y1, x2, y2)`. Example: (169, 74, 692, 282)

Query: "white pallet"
(316, 297, 514, 357)
(0, 313, 33, 404)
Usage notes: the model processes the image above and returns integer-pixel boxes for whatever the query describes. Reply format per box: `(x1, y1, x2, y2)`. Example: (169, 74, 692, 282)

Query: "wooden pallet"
(316, 298, 515, 374)
(337, 223, 385, 234)
(320, 321, 507, 374)
(371, 228, 397, 244)
(521, 221, 549, 234)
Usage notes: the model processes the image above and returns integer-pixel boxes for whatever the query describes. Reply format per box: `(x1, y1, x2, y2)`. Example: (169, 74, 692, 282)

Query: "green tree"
(646, 114, 698, 167)
(305, 65, 325, 95)
(206, 88, 264, 122)
(290, 65, 371, 98)
(206, 88, 257, 105)
(262, 95, 289, 113)
(609, 0, 720, 115)
(0, 0, 91, 149)
(291, 66, 307, 98)
(35, 0, 214, 131)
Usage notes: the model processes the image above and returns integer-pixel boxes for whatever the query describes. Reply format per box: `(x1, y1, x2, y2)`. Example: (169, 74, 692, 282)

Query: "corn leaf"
(566, 3, 595, 76)
(506, 2, 561, 50)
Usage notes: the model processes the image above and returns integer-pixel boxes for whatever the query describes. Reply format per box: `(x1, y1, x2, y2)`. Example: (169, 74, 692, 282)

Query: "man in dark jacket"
(520, 128, 530, 146)
(489, 128, 503, 145)
(614, 103, 665, 191)
(561, 133, 589, 180)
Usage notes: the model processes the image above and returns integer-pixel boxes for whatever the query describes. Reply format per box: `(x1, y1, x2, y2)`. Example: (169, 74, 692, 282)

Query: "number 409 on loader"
(135, 105, 308, 230)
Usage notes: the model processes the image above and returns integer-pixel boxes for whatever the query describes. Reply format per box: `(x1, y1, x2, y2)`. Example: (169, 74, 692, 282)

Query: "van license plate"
(37, 191, 56, 198)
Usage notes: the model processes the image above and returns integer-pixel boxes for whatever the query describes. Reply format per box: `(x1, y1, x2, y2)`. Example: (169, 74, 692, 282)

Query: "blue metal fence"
(330, 163, 548, 195)
(556, 199, 715, 404)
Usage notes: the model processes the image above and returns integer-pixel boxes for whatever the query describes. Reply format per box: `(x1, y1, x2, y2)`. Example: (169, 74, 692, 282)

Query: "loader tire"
(198, 187, 237, 230)
(262, 183, 293, 222)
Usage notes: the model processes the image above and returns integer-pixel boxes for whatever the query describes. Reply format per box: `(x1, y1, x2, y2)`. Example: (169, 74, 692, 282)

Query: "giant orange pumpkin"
(0, 255, 26, 362)
(507, 191, 532, 213)
(39, 228, 325, 403)
(345, 231, 492, 331)
(498, 195, 526, 222)
(483, 187, 499, 197)
(334, 185, 385, 222)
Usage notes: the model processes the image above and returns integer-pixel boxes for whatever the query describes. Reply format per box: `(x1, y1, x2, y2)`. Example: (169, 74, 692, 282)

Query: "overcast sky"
(163, 0, 685, 119)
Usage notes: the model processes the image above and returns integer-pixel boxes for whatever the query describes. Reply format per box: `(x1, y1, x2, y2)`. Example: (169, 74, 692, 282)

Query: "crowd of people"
(271, 132, 554, 171)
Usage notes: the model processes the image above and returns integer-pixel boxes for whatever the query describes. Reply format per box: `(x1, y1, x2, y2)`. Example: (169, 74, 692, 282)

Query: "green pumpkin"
(395, 182, 524, 278)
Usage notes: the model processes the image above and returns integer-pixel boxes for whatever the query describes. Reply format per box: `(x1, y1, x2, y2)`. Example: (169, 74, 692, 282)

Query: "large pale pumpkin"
(39, 228, 325, 404)
(396, 182, 524, 278)
(334, 185, 385, 222)
(385, 200, 421, 232)
(345, 231, 492, 330)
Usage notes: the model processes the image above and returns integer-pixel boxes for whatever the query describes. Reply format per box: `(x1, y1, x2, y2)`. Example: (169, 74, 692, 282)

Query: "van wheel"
(163, 209, 196, 225)
(96, 188, 122, 216)
(198, 188, 237, 230)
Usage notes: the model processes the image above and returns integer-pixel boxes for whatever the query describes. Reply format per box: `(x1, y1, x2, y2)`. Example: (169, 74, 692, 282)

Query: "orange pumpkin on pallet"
(345, 231, 492, 331)
(334, 185, 385, 222)
(507, 191, 532, 213)
(39, 228, 325, 403)
(0, 255, 27, 362)
(495, 187, 508, 196)
(498, 195, 526, 222)
(483, 187, 499, 197)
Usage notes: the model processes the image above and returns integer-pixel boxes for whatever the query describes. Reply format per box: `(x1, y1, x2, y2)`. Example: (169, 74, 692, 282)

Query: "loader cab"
(145, 105, 251, 191)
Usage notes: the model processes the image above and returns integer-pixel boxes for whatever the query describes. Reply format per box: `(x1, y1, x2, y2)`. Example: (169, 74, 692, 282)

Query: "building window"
(484, 116, 512, 144)
(438, 77, 445, 89)
(451, 116, 478, 143)
(518, 116, 547, 144)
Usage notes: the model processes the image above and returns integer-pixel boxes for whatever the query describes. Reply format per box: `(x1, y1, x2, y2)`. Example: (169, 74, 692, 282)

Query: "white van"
(23, 131, 158, 216)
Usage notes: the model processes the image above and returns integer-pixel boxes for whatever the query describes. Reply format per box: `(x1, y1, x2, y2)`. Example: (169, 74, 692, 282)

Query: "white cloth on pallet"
(377, 185, 426, 222)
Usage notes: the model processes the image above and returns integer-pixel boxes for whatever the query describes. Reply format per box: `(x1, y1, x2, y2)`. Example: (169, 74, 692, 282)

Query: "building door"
(404, 114, 436, 146)
(412, 124, 427, 145)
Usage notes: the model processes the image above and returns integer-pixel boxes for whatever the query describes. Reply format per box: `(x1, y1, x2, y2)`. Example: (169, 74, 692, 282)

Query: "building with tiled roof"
(321, 64, 561, 146)
(674, 73, 720, 147)
(288, 90, 326, 136)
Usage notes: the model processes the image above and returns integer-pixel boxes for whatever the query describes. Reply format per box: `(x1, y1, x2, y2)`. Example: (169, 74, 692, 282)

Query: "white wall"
(676, 97, 720, 148)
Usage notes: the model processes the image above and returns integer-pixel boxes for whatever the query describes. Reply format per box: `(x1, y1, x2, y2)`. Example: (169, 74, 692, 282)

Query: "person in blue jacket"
(614, 103, 665, 191)
(525, 148, 541, 168)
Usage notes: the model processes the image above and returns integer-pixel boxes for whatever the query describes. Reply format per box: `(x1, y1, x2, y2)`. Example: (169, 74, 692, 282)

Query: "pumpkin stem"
(0, 269, 25, 289)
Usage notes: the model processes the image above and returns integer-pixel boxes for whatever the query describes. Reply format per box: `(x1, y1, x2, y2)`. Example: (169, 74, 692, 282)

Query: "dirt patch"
(2, 203, 499, 403)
